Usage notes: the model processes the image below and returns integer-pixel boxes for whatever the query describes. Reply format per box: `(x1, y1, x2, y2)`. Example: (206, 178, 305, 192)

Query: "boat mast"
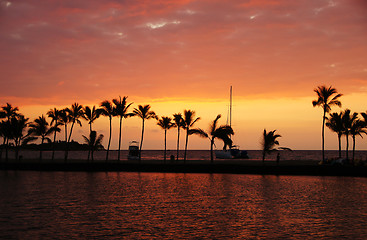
(230, 86, 232, 128)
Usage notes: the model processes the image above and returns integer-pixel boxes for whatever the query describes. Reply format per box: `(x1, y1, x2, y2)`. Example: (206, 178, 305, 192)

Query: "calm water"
(5, 149, 367, 162)
(1, 171, 367, 239)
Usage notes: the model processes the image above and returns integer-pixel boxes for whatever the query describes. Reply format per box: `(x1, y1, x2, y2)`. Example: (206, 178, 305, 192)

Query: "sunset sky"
(1, 0, 367, 151)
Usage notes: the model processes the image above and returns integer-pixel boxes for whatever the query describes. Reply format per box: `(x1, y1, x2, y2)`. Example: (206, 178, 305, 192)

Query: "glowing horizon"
(1, 0, 367, 151)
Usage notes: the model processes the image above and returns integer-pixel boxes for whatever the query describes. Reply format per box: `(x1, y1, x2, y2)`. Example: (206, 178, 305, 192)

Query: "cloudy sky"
(1, 0, 367, 151)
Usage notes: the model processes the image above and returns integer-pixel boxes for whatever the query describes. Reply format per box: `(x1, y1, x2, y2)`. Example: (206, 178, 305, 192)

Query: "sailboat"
(215, 86, 249, 159)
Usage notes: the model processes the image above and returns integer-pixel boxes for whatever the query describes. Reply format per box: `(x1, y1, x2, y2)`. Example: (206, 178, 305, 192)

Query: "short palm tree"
(326, 112, 344, 158)
(133, 104, 157, 161)
(342, 109, 358, 161)
(82, 130, 104, 162)
(349, 119, 366, 163)
(207, 114, 234, 162)
(47, 108, 62, 161)
(113, 96, 133, 161)
(173, 113, 184, 161)
(99, 100, 116, 162)
(261, 129, 290, 163)
(28, 115, 53, 161)
(11, 115, 31, 161)
(83, 105, 101, 160)
(157, 116, 174, 163)
(182, 110, 200, 163)
(312, 85, 342, 163)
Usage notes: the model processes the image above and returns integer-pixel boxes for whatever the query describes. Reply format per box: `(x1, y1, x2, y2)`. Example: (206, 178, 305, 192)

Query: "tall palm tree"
(312, 85, 342, 163)
(133, 104, 157, 161)
(83, 105, 101, 133)
(342, 109, 358, 161)
(182, 110, 200, 163)
(207, 114, 234, 162)
(261, 129, 282, 163)
(157, 116, 174, 163)
(67, 103, 84, 143)
(113, 96, 133, 161)
(82, 130, 104, 162)
(1, 103, 19, 149)
(2, 103, 19, 121)
(173, 113, 184, 161)
(349, 119, 366, 163)
(59, 109, 69, 144)
(47, 108, 62, 161)
(326, 112, 344, 158)
(100, 100, 116, 162)
(28, 115, 53, 161)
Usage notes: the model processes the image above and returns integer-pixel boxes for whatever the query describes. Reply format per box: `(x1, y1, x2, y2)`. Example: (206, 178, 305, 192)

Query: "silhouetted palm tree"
(28, 115, 53, 161)
(342, 109, 358, 161)
(207, 114, 234, 162)
(312, 85, 342, 163)
(182, 110, 200, 163)
(47, 108, 62, 161)
(133, 104, 157, 161)
(2, 103, 19, 121)
(11, 115, 31, 161)
(113, 96, 133, 161)
(326, 112, 344, 158)
(83, 105, 101, 133)
(173, 113, 184, 161)
(157, 116, 174, 163)
(82, 130, 104, 162)
(1, 103, 19, 149)
(349, 119, 366, 163)
(261, 129, 284, 163)
(67, 103, 84, 142)
(100, 100, 116, 162)
(59, 109, 69, 144)
(83, 105, 101, 160)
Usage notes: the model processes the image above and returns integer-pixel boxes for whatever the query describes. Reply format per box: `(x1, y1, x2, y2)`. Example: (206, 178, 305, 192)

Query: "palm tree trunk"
(64, 124, 68, 163)
(322, 109, 326, 163)
(65, 121, 75, 163)
(51, 123, 57, 161)
(210, 138, 214, 163)
(106, 117, 112, 162)
(262, 150, 265, 163)
(176, 127, 180, 161)
(40, 138, 44, 162)
(5, 138, 9, 163)
(91, 149, 94, 162)
(15, 140, 19, 161)
(338, 134, 342, 158)
(118, 116, 122, 161)
(352, 135, 356, 164)
(68, 122, 75, 143)
(184, 128, 189, 163)
(87, 123, 92, 161)
(164, 129, 167, 163)
(139, 119, 145, 162)
(346, 134, 349, 161)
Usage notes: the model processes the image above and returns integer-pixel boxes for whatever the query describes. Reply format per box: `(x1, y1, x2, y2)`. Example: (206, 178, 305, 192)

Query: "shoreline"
(1, 159, 366, 177)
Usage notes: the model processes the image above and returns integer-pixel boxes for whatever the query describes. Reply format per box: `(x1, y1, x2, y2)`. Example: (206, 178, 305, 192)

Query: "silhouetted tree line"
(313, 85, 367, 165)
(0, 98, 234, 163)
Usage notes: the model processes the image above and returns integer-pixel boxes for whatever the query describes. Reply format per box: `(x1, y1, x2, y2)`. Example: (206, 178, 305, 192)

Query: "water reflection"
(1, 171, 367, 239)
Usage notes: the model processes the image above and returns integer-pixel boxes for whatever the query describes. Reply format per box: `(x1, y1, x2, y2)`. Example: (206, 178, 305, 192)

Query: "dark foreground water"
(1, 172, 367, 239)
